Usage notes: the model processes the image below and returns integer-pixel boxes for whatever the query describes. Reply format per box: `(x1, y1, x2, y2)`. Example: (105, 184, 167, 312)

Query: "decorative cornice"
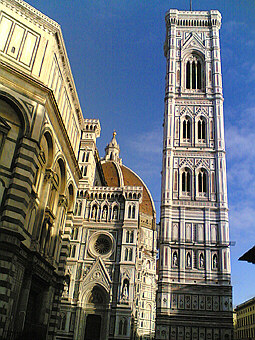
(0, 61, 82, 183)
(0, 0, 60, 34)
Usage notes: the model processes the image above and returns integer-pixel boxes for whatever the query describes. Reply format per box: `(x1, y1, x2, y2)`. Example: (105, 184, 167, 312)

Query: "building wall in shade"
(0, 1, 82, 338)
(234, 297, 255, 340)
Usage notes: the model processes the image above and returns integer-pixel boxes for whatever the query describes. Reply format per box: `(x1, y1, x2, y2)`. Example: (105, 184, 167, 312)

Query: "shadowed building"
(234, 297, 255, 340)
(0, 0, 82, 338)
(156, 9, 233, 340)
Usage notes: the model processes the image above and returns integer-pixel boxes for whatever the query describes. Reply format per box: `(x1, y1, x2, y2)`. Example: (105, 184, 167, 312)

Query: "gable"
(182, 32, 205, 53)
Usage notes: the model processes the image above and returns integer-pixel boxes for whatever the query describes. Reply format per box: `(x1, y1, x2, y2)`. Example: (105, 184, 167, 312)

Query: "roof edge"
(121, 164, 156, 214)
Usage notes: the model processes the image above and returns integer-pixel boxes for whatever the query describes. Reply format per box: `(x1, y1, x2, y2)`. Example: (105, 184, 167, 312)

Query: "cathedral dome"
(101, 161, 156, 229)
(101, 131, 156, 230)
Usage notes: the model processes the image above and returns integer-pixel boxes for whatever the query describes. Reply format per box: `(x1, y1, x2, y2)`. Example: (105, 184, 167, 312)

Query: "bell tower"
(156, 9, 233, 340)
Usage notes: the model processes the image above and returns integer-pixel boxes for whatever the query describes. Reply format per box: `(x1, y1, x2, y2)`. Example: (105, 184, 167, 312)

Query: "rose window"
(94, 235, 111, 255)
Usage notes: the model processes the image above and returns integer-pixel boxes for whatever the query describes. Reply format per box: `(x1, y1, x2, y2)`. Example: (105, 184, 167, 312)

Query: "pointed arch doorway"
(82, 285, 110, 340)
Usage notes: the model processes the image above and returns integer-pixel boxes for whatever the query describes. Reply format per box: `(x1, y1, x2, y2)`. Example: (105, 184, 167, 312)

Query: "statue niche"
(121, 278, 129, 304)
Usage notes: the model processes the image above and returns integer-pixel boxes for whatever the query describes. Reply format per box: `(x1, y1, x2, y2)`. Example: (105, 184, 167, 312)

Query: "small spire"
(190, 0, 192, 11)
(104, 131, 122, 164)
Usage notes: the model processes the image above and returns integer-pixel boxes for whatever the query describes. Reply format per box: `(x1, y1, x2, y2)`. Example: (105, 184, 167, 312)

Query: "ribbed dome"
(101, 161, 155, 221)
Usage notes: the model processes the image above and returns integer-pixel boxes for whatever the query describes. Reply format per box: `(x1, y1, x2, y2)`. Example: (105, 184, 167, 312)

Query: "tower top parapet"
(82, 119, 101, 138)
(165, 9, 221, 28)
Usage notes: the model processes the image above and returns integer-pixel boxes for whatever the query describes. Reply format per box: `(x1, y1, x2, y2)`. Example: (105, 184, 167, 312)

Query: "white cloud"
(129, 127, 162, 155)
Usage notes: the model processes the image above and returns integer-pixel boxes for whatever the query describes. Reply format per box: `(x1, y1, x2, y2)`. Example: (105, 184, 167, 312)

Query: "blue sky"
(26, 0, 255, 306)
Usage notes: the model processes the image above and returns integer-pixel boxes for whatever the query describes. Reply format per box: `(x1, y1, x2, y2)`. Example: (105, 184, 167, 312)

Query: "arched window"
(130, 231, 134, 243)
(129, 248, 133, 261)
(186, 55, 203, 90)
(186, 61, 190, 89)
(128, 206, 132, 218)
(86, 152, 89, 162)
(197, 61, 202, 89)
(198, 117, 206, 141)
(132, 206, 135, 219)
(182, 116, 191, 141)
(182, 168, 191, 193)
(124, 248, 128, 261)
(126, 231, 130, 243)
(198, 169, 207, 193)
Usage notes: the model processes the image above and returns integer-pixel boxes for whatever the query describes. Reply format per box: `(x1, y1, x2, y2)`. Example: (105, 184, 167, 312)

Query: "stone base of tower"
(155, 283, 233, 340)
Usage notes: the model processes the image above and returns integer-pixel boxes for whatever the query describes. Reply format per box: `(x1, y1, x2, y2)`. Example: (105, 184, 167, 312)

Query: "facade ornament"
(58, 194, 68, 207)
(44, 169, 54, 182)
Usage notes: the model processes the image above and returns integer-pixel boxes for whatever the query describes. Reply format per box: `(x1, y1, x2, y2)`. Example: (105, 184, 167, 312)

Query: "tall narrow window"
(185, 55, 203, 90)
(174, 171, 178, 191)
(129, 248, 133, 261)
(128, 206, 131, 218)
(78, 202, 82, 216)
(182, 168, 191, 193)
(126, 231, 130, 243)
(183, 120, 187, 138)
(182, 117, 191, 141)
(202, 120, 206, 139)
(132, 206, 135, 219)
(192, 61, 196, 89)
(197, 61, 201, 89)
(198, 118, 206, 141)
(211, 172, 215, 193)
(198, 120, 201, 140)
(130, 231, 134, 243)
(198, 170, 207, 193)
(85, 152, 89, 162)
(186, 61, 190, 89)
(124, 248, 128, 261)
